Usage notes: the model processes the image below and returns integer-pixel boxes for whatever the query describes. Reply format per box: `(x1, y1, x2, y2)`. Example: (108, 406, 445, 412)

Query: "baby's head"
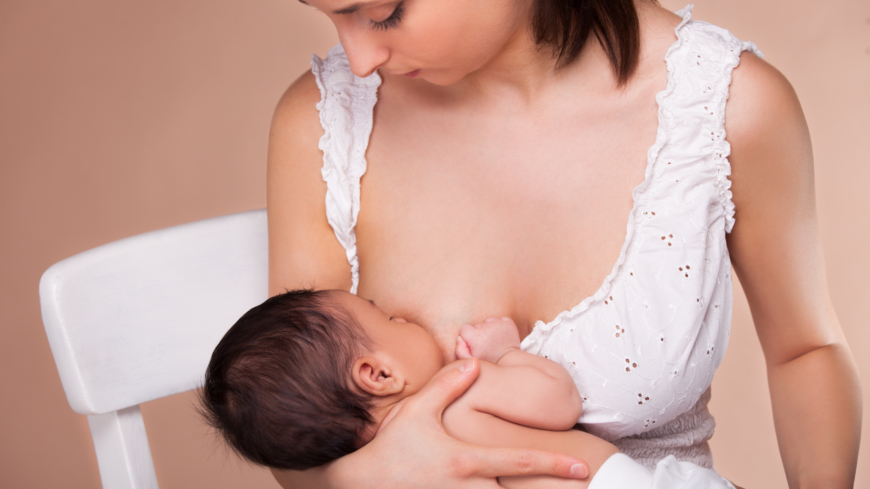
(199, 289, 443, 470)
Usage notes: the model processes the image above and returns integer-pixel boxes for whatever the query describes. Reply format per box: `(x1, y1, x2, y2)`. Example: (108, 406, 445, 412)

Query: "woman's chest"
(355, 92, 658, 350)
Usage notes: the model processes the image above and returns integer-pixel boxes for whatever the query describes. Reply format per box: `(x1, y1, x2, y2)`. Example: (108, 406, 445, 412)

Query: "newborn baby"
(200, 289, 735, 489)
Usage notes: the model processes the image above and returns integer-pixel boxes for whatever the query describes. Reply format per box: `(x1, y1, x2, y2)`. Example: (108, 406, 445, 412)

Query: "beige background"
(1, 0, 867, 487)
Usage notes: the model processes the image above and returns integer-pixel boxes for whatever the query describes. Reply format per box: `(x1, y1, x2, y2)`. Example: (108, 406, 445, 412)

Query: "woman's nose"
(339, 29, 390, 78)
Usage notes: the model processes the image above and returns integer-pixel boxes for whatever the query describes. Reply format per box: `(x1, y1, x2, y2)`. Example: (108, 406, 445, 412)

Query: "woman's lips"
(404, 69, 421, 78)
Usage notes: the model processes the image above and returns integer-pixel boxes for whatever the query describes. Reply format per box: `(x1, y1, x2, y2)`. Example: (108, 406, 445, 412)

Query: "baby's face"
(337, 292, 446, 394)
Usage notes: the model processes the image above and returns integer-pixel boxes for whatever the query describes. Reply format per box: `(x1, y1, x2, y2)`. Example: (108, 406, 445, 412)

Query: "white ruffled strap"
(311, 44, 381, 294)
(675, 6, 763, 233)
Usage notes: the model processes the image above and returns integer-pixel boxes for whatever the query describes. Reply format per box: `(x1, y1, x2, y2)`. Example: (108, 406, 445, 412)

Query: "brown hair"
(532, 0, 644, 83)
(199, 289, 375, 470)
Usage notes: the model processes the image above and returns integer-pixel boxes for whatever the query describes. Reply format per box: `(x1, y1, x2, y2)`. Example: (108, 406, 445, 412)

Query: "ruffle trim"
(707, 35, 763, 233)
(311, 44, 381, 294)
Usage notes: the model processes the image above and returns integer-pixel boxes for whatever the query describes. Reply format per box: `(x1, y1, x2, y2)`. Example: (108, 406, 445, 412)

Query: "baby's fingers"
(460, 447, 589, 480)
(455, 336, 473, 359)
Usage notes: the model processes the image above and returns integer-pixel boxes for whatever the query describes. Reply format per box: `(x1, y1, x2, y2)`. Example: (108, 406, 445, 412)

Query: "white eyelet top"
(310, 5, 761, 469)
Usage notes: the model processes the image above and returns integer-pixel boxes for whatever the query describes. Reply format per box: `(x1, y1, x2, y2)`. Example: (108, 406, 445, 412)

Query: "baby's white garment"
(310, 4, 760, 470)
(589, 454, 736, 489)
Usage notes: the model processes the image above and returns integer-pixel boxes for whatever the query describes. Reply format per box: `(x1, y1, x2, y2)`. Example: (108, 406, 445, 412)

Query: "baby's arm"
(455, 318, 582, 431)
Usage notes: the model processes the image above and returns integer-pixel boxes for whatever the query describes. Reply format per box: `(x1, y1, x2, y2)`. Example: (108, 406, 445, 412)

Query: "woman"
(267, 0, 862, 486)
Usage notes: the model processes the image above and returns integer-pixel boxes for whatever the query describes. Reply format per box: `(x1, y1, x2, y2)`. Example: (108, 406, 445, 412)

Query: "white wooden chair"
(39, 209, 269, 489)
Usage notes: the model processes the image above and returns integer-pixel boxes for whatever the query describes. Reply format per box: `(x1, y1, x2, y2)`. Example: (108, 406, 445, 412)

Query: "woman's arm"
(267, 70, 352, 295)
(725, 53, 863, 488)
(267, 73, 591, 488)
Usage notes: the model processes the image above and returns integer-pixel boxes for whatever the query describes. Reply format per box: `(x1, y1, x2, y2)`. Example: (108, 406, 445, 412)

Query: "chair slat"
(40, 209, 268, 415)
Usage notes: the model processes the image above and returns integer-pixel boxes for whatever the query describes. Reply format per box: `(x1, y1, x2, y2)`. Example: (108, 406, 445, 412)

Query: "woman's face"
(301, 0, 533, 85)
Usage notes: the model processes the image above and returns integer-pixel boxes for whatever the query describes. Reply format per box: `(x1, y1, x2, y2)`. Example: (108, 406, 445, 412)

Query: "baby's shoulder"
(440, 368, 497, 443)
(432, 361, 485, 413)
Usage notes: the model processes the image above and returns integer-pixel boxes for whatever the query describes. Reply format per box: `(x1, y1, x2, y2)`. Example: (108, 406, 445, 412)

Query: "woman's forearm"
(768, 342, 862, 488)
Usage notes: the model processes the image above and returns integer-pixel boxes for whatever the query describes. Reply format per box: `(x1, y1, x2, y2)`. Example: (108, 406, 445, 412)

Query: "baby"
(200, 289, 734, 489)
(200, 289, 611, 481)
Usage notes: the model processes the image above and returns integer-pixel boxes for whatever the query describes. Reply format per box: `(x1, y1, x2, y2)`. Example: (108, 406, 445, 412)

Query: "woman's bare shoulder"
(727, 53, 807, 150)
(271, 70, 322, 159)
(725, 52, 813, 205)
(268, 69, 324, 204)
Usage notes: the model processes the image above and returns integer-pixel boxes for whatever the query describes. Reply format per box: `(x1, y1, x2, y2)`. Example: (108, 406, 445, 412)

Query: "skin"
(336, 292, 618, 489)
(341, 293, 584, 435)
(267, 0, 862, 487)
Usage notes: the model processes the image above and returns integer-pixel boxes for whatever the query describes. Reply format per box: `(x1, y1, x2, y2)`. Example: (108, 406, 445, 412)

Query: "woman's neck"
(431, 24, 617, 110)
(402, 2, 669, 108)
(458, 25, 559, 103)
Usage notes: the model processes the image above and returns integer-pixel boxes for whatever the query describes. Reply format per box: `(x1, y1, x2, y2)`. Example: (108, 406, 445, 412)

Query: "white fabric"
(311, 47, 381, 295)
(589, 453, 736, 489)
(310, 4, 761, 470)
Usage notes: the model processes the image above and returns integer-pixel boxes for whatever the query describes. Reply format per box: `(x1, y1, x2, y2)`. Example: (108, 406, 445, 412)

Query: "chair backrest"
(39, 209, 268, 489)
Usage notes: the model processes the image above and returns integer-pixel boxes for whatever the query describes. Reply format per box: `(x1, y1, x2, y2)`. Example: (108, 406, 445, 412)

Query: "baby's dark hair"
(199, 289, 375, 470)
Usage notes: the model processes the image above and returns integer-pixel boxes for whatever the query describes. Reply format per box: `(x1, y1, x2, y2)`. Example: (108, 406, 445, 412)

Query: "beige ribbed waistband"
(612, 387, 715, 470)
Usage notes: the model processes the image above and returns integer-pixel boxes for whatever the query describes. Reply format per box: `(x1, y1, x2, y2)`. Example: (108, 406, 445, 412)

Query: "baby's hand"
(454, 317, 522, 364)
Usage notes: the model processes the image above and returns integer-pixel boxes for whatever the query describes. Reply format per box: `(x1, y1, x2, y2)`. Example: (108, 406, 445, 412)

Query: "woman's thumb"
(412, 358, 480, 416)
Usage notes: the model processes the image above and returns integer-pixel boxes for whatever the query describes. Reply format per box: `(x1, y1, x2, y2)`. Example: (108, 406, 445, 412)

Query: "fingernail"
(570, 464, 588, 478)
(459, 359, 473, 373)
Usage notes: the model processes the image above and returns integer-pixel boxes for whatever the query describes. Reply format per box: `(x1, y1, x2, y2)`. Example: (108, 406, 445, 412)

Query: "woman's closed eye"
(369, 2, 404, 31)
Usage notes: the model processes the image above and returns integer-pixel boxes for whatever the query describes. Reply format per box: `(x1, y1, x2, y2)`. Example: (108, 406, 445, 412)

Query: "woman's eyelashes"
(369, 2, 404, 31)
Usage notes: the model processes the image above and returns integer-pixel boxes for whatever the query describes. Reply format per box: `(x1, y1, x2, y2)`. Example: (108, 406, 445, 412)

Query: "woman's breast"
(356, 72, 659, 352)
(355, 144, 646, 354)
(518, 200, 735, 440)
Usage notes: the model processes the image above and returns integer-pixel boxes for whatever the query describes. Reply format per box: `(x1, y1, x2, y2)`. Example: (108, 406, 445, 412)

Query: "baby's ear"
(352, 354, 404, 397)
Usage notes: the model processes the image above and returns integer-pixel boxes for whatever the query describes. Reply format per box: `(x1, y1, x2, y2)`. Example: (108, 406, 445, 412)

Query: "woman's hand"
(333, 358, 590, 489)
(273, 358, 590, 489)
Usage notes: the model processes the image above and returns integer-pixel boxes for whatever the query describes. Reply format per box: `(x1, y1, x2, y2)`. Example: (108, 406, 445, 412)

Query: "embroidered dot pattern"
(637, 393, 651, 405)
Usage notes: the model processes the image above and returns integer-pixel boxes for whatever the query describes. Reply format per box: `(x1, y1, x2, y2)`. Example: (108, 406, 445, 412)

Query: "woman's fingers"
(463, 447, 590, 480)
(347, 358, 590, 489)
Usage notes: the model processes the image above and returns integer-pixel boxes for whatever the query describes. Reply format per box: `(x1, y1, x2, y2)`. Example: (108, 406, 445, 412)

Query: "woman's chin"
(396, 68, 467, 87)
